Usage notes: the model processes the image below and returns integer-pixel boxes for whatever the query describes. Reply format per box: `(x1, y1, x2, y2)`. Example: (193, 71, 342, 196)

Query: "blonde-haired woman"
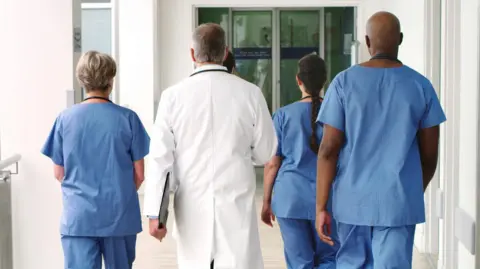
(41, 51, 151, 269)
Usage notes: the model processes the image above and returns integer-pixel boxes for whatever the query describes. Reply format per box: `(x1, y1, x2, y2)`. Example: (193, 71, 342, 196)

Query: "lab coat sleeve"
(251, 87, 278, 165)
(143, 90, 176, 217)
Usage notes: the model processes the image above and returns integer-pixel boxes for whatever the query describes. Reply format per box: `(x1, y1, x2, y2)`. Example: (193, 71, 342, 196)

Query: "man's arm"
(143, 90, 176, 217)
(316, 125, 344, 211)
(251, 88, 278, 165)
(314, 78, 345, 212)
(417, 81, 446, 191)
(417, 126, 440, 191)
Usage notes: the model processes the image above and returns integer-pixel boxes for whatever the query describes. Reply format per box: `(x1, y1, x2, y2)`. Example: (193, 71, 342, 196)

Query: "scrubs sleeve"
(420, 82, 447, 129)
(272, 111, 283, 157)
(143, 90, 176, 217)
(41, 116, 64, 166)
(251, 87, 278, 165)
(130, 112, 151, 161)
(316, 77, 345, 132)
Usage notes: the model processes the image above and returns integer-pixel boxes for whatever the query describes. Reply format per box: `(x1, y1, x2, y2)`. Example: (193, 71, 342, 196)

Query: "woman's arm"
(53, 164, 64, 182)
(263, 156, 282, 204)
(134, 159, 145, 190)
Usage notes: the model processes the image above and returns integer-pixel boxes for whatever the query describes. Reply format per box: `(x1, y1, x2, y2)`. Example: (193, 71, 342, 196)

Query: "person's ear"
(296, 75, 303, 86)
(365, 35, 371, 48)
(399, 32, 403, 46)
(190, 48, 196, 63)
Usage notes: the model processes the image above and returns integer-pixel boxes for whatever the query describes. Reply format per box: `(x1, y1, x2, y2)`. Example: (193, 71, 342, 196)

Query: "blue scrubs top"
(271, 102, 331, 220)
(41, 103, 150, 237)
(317, 65, 446, 227)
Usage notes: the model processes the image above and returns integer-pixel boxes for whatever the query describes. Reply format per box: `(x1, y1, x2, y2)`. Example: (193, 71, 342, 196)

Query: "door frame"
(81, 2, 120, 104)
(421, 0, 442, 266)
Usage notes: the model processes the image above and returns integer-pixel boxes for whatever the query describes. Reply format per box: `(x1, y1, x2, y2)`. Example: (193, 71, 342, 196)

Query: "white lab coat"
(143, 64, 277, 269)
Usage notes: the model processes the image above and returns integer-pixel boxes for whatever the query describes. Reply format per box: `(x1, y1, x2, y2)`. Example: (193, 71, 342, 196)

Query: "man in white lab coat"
(143, 23, 277, 269)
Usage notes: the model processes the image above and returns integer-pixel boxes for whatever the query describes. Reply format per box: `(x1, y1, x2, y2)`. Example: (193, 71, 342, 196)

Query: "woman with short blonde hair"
(76, 50, 117, 93)
(42, 50, 150, 269)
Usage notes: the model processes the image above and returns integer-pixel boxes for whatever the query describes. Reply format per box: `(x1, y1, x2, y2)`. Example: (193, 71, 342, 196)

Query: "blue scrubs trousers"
(336, 223, 416, 269)
(277, 217, 338, 269)
(61, 235, 137, 269)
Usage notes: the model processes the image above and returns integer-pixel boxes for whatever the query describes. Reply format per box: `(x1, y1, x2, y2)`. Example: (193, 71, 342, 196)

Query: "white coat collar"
(191, 64, 228, 76)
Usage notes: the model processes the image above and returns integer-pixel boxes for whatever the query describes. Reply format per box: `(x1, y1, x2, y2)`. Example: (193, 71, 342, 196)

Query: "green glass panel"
(279, 10, 320, 107)
(323, 7, 355, 91)
(197, 8, 230, 45)
(232, 11, 273, 113)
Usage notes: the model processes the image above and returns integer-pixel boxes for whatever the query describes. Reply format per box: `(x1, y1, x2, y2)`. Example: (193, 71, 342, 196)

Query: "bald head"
(366, 11, 403, 55)
(192, 23, 227, 64)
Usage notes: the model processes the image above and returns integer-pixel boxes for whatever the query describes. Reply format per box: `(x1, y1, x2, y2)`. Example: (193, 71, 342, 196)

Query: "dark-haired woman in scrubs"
(261, 54, 338, 269)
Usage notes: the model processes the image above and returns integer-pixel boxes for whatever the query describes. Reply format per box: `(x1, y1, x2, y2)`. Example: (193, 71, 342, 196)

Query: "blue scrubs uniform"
(272, 102, 338, 269)
(42, 102, 150, 269)
(317, 65, 446, 268)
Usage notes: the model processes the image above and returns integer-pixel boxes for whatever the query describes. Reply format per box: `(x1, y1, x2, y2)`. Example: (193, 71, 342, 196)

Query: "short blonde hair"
(76, 51, 117, 92)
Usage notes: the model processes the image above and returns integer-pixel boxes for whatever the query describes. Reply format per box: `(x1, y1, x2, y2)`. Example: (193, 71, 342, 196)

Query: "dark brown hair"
(223, 51, 236, 73)
(297, 54, 327, 153)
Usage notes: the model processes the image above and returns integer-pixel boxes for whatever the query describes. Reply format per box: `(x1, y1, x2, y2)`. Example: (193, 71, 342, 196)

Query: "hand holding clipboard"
(149, 172, 170, 242)
(158, 172, 170, 228)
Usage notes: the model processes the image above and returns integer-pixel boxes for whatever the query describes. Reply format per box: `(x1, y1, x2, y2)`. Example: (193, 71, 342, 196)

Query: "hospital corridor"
(1, 0, 480, 269)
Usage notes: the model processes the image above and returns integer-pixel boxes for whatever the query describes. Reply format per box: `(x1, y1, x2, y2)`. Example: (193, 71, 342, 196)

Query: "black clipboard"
(158, 172, 170, 229)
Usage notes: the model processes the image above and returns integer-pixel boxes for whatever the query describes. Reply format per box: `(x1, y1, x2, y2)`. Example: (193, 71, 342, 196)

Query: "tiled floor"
(134, 194, 432, 269)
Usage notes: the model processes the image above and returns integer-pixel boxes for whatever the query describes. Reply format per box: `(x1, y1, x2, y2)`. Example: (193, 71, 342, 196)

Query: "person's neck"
(84, 91, 110, 103)
(370, 49, 398, 59)
(196, 62, 221, 68)
(301, 92, 311, 99)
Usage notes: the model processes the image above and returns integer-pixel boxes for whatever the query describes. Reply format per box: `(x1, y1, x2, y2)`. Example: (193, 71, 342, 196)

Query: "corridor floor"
(134, 195, 432, 269)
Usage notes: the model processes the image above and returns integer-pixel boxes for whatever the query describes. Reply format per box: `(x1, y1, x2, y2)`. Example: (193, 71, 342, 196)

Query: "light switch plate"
(454, 207, 476, 255)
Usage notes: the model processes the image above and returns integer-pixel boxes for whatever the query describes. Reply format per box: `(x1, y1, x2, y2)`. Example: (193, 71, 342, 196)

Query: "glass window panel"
(232, 11, 273, 113)
(81, 8, 112, 99)
(323, 7, 355, 91)
(279, 10, 320, 107)
(197, 8, 230, 46)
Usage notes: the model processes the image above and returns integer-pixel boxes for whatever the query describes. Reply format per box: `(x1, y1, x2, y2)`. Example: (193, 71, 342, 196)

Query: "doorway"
(197, 7, 357, 186)
(196, 7, 357, 112)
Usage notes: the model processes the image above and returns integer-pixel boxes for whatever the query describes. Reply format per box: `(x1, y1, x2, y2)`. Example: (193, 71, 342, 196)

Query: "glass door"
(81, 4, 113, 99)
(232, 10, 274, 113)
(323, 7, 356, 91)
(196, 7, 356, 188)
(231, 10, 273, 188)
(279, 10, 321, 106)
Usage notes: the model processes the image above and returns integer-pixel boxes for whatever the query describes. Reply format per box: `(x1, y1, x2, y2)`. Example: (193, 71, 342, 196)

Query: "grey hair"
(192, 23, 226, 64)
(76, 51, 117, 93)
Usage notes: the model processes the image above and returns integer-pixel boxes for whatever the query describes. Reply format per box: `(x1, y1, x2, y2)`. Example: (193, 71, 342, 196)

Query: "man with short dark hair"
(143, 23, 276, 269)
(315, 12, 446, 268)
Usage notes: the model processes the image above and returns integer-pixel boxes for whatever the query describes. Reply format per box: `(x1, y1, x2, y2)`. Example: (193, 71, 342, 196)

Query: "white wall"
(0, 0, 78, 268)
(457, 0, 479, 267)
(118, 0, 159, 194)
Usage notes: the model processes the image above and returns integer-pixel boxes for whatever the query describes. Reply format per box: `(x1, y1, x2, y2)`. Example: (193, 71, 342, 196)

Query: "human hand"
(149, 219, 167, 242)
(316, 210, 334, 246)
(261, 202, 275, 227)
